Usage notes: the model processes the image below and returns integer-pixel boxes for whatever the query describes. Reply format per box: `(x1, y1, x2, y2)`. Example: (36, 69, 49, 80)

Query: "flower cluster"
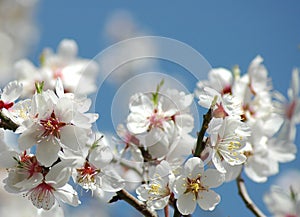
(0, 38, 299, 217)
(196, 56, 298, 183)
(0, 44, 124, 215)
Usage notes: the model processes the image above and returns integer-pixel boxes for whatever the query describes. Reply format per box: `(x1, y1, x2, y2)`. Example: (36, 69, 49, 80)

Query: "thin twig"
(194, 107, 212, 157)
(164, 205, 169, 217)
(113, 189, 158, 217)
(0, 111, 19, 132)
(236, 174, 267, 217)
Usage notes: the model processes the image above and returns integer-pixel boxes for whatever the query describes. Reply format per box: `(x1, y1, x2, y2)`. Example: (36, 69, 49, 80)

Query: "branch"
(0, 111, 19, 132)
(236, 174, 267, 217)
(194, 107, 212, 157)
(110, 189, 157, 217)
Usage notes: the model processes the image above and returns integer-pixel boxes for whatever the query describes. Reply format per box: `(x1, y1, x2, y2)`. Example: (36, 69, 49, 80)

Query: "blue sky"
(31, 1, 300, 216)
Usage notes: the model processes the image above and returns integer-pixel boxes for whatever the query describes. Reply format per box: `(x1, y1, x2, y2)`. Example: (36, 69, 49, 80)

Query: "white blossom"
(173, 157, 224, 215)
(15, 39, 99, 97)
(207, 117, 250, 173)
(136, 161, 172, 210)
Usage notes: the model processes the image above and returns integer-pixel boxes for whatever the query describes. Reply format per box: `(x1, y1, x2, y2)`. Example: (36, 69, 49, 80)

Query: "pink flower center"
(222, 85, 232, 95)
(148, 109, 165, 130)
(76, 161, 100, 187)
(28, 182, 55, 210)
(0, 100, 14, 110)
(40, 111, 67, 139)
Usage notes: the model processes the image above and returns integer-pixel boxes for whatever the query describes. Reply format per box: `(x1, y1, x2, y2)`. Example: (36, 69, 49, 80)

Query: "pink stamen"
(40, 111, 67, 139)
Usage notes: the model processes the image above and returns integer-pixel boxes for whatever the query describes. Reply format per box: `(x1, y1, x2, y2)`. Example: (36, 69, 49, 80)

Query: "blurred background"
(0, 1, 300, 216)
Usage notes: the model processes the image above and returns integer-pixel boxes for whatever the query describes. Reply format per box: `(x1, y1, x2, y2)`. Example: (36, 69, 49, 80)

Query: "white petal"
(18, 127, 41, 150)
(208, 68, 233, 92)
(100, 170, 125, 192)
(55, 78, 65, 98)
(173, 176, 187, 196)
(127, 112, 150, 134)
(212, 151, 226, 173)
(36, 139, 60, 167)
(1, 81, 22, 102)
(184, 157, 204, 179)
(54, 184, 80, 207)
(175, 114, 194, 133)
(0, 150, 18, 168)
(37, 203, 65, 217)
(152, 196, 170, 210)
(89, 145, 113, 168)
(136, 184, 150, 201)
(129, 93, 153, 114)
(223, 163, 243, 182)
(201, 169, 225, 188)
(54, 98, 73, 123)
(177, 193, 197, 215)
(197, 190, 220, 211)
(60, 125, 88, 151)
(46, 162, 71, 188)
(263, 186, 295, 215)
(58, 39, 78, 58)
(244, 161, 268, 183)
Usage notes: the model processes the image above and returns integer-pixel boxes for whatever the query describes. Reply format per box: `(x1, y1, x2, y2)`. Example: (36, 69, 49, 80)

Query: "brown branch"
(194, 107, 212, 157)
(0, 111, 19, 132)
(164, 205, 169, 217)
(112, 189, 157, 217)
(236, 174, 267, 217)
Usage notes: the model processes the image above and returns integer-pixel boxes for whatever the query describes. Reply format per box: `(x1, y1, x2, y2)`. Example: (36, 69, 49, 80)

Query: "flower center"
(147, 109, 165, 130)
(148, 183, 161, 195)
(40, 111, 66, 139)
(76, 161, 100, 189)
(185, 177, 207, 198)
(222, 85, 232, 95)
(0, 100, 14, 110)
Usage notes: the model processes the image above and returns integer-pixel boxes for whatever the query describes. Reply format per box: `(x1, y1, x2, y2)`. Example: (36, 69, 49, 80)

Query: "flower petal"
(173, 176, 186, 196)
(60, 125, 88, 151)
(36, 139, 60, 167)
(201, 169, 225, 188)
(54, 184, 80, 207)
(197, 190, 220, 211)
(177, 193, 197, 215)
(212, 151, 226, 173)
(18, 127, 41, 150)
(184, 157, 204, 179)
(1, 81, 22, 102)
